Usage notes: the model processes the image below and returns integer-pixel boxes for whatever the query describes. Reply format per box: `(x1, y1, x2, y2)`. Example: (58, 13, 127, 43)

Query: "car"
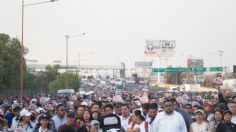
(115, 78, 126, 89)
(168, 87, 179, 93)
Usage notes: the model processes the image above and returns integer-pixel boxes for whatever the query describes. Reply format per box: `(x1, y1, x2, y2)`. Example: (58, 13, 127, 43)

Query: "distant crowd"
(0, 87, 236, 132)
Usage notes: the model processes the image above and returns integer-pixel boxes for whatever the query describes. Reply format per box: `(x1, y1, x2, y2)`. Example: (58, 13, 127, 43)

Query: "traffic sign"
(166, 68, 179, 72)
(152, 67, 223, 73)
(179, 68, 192, 72)
(210, 67, 223, 72)
(60, 66, 76, 69)
(194, 67, 206, 72)
(152, 68, 165, 72)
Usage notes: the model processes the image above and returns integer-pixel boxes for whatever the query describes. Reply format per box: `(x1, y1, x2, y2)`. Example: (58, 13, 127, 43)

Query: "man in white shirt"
(120, 104, 131, 131)
(152, 98, 187, 132)
(228, 101, 236, 124)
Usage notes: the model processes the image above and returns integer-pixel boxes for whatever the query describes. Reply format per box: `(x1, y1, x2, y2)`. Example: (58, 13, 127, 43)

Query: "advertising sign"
(135, 61, 152, 67)
(145, 40, 176, 57)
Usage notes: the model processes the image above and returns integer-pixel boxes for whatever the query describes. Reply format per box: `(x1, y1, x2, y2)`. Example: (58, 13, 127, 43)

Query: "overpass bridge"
(27, 64, 126, 78)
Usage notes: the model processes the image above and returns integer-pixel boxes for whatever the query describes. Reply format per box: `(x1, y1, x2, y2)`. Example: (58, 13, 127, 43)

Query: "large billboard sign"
(145, 40, 176, 57)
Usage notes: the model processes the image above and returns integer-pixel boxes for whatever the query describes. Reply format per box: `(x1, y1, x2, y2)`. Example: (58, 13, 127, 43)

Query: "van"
(57, 89, 75, 97)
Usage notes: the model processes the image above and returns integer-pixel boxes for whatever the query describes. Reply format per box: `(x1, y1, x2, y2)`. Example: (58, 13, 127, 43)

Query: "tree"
(0, 33, 27, 94)
(35, 65, 59, 94)
(48, 73, 80, 94)
(24, 71, 38, 95)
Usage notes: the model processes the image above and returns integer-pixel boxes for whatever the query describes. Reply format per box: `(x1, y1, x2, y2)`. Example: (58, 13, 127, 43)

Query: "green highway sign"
(153, 68, 193, 72)
(166, 68, 179, 72)
(60, 66, 77, 69)
(210, 67, 223, 72)
(179, 68, 192, 72)
(194, 67, 206, 72)
(152, 68, 165, 72)
(152, 67, 223, 73)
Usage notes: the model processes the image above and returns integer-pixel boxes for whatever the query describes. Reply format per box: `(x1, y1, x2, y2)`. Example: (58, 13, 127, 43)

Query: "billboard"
(135, 61, 152, 67)
(144, 40, 176, 57)
(187, 59, 204, 68)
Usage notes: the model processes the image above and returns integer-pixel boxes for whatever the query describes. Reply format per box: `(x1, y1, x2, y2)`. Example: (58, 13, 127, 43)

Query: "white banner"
(145, 40, 176, 57)
(223, 79, 236, 92)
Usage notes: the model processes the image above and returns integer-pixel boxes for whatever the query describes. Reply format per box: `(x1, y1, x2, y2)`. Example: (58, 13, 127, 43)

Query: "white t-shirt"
(152, 111, 187, 132)
(128, 121, 152, 132)
(231, 115, 236, 124)
(119, 115, 130, 131)
(12, 122, 35, 132)
(191, 122, 212, 132)
(11, 117, 19, 131)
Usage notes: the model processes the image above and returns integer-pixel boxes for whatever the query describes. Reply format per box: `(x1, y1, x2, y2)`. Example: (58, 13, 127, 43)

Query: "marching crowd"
(0, 87, 236, 132)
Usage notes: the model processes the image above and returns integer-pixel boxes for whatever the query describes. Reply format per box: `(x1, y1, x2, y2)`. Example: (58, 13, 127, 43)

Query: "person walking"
(189, 109, 212, 132)
(216, 110, 236, 132)
(152, 98, 187, 132)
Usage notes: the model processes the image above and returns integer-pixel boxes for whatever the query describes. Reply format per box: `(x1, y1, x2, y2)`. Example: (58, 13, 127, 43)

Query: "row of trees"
(0, 33, 80, 96)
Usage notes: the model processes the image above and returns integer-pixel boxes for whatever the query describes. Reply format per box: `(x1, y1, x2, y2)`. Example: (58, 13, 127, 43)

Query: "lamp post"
(65, 33, 86, 89)
(20, 0, 59, 97)
(218, 50, 224, 67)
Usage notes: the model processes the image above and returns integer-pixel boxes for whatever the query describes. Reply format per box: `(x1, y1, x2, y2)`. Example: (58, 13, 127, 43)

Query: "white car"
(168, 87, 179, 93)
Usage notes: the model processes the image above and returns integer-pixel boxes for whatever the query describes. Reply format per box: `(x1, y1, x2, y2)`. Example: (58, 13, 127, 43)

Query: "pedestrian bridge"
(27, 64, 126, 78)
(28, 64, 124, 70)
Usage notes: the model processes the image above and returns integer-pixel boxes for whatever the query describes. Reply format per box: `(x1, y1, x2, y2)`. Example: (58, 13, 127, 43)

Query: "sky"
(0, 0, 236, 69)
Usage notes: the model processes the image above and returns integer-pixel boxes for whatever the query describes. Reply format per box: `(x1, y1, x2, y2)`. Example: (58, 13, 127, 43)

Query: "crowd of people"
(0, 86, 235, 132)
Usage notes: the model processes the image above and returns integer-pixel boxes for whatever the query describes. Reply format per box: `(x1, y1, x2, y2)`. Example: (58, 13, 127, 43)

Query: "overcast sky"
(1, 0, 236, 69)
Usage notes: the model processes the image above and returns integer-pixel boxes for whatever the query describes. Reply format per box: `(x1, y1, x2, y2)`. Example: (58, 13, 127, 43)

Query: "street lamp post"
(65, 33, 86, 89)
(218, 50, 224, 67)
(20, 0, 59, 97)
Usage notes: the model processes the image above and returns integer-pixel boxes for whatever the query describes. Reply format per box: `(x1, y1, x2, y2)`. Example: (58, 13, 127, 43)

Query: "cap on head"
(11, 103, 22, 111)
(195, 109, 204, 115)
(20, 109, 31, 117)
(35, 107, 45, 114)
(0, 108, 4, 116)
(30, 99, 37, 104)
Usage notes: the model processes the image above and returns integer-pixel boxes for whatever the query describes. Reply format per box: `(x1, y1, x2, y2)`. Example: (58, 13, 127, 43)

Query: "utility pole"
(218, 50, 224, 67)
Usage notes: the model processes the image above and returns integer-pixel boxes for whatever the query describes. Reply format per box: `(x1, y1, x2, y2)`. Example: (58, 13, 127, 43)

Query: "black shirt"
(216, 122, 236, 132)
